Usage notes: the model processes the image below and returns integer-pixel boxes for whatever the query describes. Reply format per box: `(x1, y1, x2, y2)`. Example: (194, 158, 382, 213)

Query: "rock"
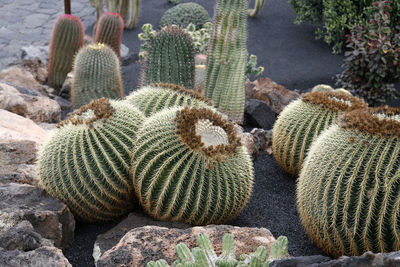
(234, 126, 272, 158)
(121, 43, 129, 61)
(20, 45, 49, 64)
(37, 123, 56, 131)
(0, 183, 75, 249)
(97, 225, 277, 267)
(0, 109, 49, 144)
(245, 77, 299, 114)
(0, 82, 61, 123)
(0, 246, 71, 267)
(270, 255, 332, 266)
(245, 99, 276, 129)
(93, 212, 189, 264)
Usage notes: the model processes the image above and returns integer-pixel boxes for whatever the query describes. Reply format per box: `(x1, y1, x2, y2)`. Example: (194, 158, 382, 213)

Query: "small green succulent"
(246, 54, 264, 78)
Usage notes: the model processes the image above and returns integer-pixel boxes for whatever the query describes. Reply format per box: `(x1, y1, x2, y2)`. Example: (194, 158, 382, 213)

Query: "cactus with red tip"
(48, 14, 84, 89)
(94, 12, 124, 58)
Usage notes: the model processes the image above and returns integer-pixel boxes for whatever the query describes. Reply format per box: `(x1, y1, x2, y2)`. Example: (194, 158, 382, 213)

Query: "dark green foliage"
(142, 26, 195, 89)
(336, 0, 400, 106)
(159, 2, 211, 30)
(289, 0, 324, 24)
(94, 12, 124, 58)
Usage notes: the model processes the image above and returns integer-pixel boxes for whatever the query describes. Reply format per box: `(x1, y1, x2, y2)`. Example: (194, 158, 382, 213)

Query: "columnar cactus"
(205, 0, 248, 123)
(298, 107, 400, 257)
(71, 43, 124, 109)
(38, 98, 145, 222)
(106, 0, 141, 29)
(94, 12, 124, 58)
(126, 83, 213, 117)
(272, 91, 367, 176)
(48, 14, 84, 89)
(132, 107, 254, 225)
(248, 0, 266, 18)
(142, 26, 195, 89)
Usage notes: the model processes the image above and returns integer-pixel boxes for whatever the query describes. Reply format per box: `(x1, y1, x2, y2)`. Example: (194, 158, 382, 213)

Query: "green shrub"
(289, 0, 324, 25)
(336, 0, 400, 106)
(159, 2, 211, 30)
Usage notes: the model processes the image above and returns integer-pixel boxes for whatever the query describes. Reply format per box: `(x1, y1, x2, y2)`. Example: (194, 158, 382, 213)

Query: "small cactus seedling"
(272, 91, 367, 176)
(147, 233, 288, 267)
(298, 107, 400, 257)
(48, 14, 84, 89)
(38, 98, 145, 222)
(132, 106, 254, 225)
(94, 12, 124, 58)
(71, 43, 124, 109)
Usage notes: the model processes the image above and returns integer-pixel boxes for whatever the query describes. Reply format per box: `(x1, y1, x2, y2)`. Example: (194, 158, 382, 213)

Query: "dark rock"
(245, 99, 276, 129)
(270, 255, 332, 267)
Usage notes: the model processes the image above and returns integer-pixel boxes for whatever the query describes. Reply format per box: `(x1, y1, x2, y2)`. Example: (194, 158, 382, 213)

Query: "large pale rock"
(0, 183, 75, 249)
(0, 246, 71, 267)
(0, 82, 61, 122)
(245, 78, 299, 114)
(20, 45, 49, 64)
(93, 212, 189, 264)
(97, 225, 277, 267)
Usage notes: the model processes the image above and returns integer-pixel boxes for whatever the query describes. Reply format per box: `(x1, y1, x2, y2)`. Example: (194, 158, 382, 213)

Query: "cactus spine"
(205, 0, 248, 123)
(106, 0, 141, 29)
(142, 26, 195, 89)
(248, 0, 266, 18)
(298, 107, 400, 257)
(126, 83, 213, 117)
(94, 12, 124, 58)
(38, 98, 145, 222)
(272, 91, 367, 176)
(132, 107, 253, 225)
(48, 14, 84, 89)
(71, 43, 124, 109)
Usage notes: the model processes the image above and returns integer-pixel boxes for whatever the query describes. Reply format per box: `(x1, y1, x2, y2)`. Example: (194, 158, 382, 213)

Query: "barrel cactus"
(48, 14, 84, 89)
(38, 98, 145, 222)
(126, 83, 213, 117)
(132, 106, 254, 225)
(159, 2, 211, 30)
(71, 43, 124, 109)
(94, 12, 124, 58)
(272, 91, 367, 176)
(298, 107, 400, 257)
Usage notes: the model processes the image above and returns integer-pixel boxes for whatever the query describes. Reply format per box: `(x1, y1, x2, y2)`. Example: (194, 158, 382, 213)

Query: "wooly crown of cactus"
(38, 98, 145, 222)
(71, 43, 124, 109)
(142, 26, 195, 89)
(272, 91, 367, 176)
(147, 233, 288, 267)
(205, 0, 248, 123)
(298, 106, 400, 257)
(94, 12, 124, 58)
(311, 84, 352, 95)
(132, 106, 254, 225)
(48, 14, 84, 89)
(126, 83, 213, 117)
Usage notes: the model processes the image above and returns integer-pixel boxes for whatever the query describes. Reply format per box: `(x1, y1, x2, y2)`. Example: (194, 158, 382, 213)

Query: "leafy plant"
(336, 0, 400, 106)
(147, 233, 288, 267)
(246, 54, 264, 77)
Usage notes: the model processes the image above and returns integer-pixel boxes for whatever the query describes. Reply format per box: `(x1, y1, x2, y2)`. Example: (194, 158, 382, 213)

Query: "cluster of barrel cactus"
(147, 233, 288, 267)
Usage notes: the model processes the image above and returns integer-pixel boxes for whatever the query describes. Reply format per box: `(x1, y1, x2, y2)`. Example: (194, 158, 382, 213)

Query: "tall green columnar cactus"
(38, 98, 145, 222)
(248, 0, 265, 18)
(142, 26, 195, 89)
(205, 0, 248, 123)
(298, 107, 400, 257)
(71, 43, 124, 109)
(94, 12, 124, 58)
(106, 0, 141, 29)
(272, 91, 367, 176)
(126, 83, 213, 117)
(48, 14, 84, 89)
(132, 106, 254, 225)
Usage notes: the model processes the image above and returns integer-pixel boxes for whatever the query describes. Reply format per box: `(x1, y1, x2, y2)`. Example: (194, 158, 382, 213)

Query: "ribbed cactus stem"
(205, 0, 248, 123)
(195, 54, 207, 95)
(215, 234, 238, 266)
(71, 43, 124, 109)
(106, 0, 141, 29)
(248, 0, 265, 18)
(94, 12, 124, 58)
(48, 14, 84, 89)
(142, 26, 195, 89)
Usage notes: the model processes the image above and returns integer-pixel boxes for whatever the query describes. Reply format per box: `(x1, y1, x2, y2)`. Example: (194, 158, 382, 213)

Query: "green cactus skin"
(132, 107, 253, 225)
(297, 107, 400, 257)
(126, 83, 213, 117)
(205, 0, 248, 123)
(142, 26, 195, 89)
(106, 0, 141, 29)
(94, 12, 124, 58)
(71, 43, 124, 109)
(248, 0, 265, 18)
(147, 233, 288, 267)
(159, 2, 211, 30)
(194, 54, 207, 95)
(48, 14, 84, 89)
(272, 91, 367, 176)
(38, 98, 145, 222)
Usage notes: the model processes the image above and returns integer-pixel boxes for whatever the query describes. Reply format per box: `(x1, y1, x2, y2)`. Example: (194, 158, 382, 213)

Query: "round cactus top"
(175, 107, 241, 161)
(151, 83, 212, 105)
(57, 98, 115, 128)
(339, 106, 400, 138)
(301, 91, 367, 112)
